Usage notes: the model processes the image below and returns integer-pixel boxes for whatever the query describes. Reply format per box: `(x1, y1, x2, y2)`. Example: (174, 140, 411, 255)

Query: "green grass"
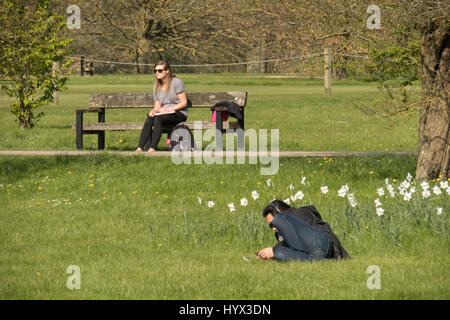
(0, 155, 448, 299)
(0, 74, 448, 300)
(0, 74, 419, 151)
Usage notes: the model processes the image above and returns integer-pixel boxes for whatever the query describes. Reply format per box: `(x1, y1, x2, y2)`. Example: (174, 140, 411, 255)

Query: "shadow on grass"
(0, 155, 142, 184)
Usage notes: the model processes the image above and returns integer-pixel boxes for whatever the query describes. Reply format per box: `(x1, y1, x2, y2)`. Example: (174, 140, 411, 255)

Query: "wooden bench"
(74, 92, 247, 150)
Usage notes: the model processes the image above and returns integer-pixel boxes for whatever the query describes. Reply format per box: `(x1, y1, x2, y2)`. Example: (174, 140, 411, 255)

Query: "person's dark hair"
(262, 200, 291, 217)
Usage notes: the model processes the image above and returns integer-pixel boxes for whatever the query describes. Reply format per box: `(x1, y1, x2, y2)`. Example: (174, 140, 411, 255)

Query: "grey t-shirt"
(154, 77, 187, 116)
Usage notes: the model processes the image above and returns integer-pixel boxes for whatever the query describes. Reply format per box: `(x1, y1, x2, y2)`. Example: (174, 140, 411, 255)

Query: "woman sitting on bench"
(136, 60, 188, 152)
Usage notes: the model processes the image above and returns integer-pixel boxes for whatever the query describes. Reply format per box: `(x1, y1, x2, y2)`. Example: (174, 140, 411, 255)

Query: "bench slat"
(89, 92, 247, 109)
(72, 121, 241, 131)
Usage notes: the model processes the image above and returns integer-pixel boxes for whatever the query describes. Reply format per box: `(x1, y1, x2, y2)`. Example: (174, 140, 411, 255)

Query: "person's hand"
(256, 247, 274, 260)
(160, 107, 173, 114)
(149, 109, 156, 117)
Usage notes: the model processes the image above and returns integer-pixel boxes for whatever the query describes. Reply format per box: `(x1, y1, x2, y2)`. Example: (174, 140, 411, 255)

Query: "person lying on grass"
(256, 200, 350, 262)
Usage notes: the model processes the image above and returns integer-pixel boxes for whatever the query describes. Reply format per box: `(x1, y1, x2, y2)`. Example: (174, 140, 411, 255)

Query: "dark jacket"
(210, 101, 243, 121)
(274, 206, 350, 260)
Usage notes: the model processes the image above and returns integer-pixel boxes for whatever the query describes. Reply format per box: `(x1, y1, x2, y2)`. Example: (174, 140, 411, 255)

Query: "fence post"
(53, 62, 59, 105)
(80, 56, 85, 76)
(324, 48, 332, 95)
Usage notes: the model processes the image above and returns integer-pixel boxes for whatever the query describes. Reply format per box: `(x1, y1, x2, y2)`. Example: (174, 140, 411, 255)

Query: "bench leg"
(237, 109, 245, 151)
(76, 111, 83, 150)
(98, 110, 105, 150)
(216, 110, 223, 151)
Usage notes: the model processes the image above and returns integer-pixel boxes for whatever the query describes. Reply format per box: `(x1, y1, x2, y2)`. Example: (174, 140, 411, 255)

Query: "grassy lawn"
(0, 74, 418, 152)
(0, 154, 448, 299)
(0, 74, 448, 300)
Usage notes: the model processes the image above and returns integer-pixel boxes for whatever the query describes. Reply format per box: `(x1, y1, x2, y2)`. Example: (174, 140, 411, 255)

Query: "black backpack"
(167, 124, 196, 151)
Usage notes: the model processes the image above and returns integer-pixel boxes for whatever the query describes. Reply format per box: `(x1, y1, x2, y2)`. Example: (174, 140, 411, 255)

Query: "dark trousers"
(272, 213, 333, 262)
(137, 112, 187, 150)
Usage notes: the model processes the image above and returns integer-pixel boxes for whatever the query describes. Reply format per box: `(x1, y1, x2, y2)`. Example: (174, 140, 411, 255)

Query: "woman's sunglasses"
(154, 68, 167, 74)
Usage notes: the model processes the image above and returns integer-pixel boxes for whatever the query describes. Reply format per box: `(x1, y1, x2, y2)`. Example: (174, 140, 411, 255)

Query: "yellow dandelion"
(89, 183, 94, 188)
(38, 186, 42, 190)
(89, 174, 94, 178)
(157, 243, 163, 248)
(118, 192, 123, 195)
(225, 241, 230, 245)
(369, 171, 374, 175)
(67, 171, 72, 174)
(36, 272, 40, 276)
(132, 190, 138, 194)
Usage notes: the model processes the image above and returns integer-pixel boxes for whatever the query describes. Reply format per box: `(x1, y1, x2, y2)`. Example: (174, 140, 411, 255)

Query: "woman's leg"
(149, 112, 187, 150)
(272, 213, 331, 261)
(137, 116, 155, 150)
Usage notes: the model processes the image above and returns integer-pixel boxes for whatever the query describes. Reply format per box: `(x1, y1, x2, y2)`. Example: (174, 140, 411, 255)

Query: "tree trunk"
(416, 23, 449, 180)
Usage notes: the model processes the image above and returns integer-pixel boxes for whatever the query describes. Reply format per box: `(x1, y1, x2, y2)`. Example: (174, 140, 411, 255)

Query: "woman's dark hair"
(262, 200, 291, 217)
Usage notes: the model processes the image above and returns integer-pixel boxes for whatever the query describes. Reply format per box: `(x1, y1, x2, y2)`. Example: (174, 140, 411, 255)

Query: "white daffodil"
(321, 186, 329, 194)
(347, 193, 357, 207)
(301, 176, 307, 184)
(284, 198, 291, 205)
(374, 198, 382, 207)
(403, 192, 412, 201)
(228, 203, 235, 212)
(432, 185, 442, 195)
(240, 198, 248, 206)
(401, 180, 411, 190)
(420, 181, 430, 190)
(387, 184, 395, 197)
(251, 190, 259, 200)
(436, 207, 443, 215)
(376, 207, 384, 216)
(377, 187, 385, 196)
(266, 179, 272, 187)
(294, 190, 304, 201)
(288, 183, 294, 190)
(422, 190, 431, 199)
(338, 187, 347, 197)
(207, 201, 215, 208)
(197, 196, 202, 204)
(440, 181, 448, 189)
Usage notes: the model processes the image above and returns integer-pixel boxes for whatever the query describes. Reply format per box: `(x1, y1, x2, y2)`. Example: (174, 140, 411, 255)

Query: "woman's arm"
(164, 92, 187, 112)
(149, 101, 162, 117)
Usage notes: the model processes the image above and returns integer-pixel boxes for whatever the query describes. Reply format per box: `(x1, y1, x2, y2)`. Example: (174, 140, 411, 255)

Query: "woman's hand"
(149, 109, 156, 117)
(256, 247, 274, 260)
